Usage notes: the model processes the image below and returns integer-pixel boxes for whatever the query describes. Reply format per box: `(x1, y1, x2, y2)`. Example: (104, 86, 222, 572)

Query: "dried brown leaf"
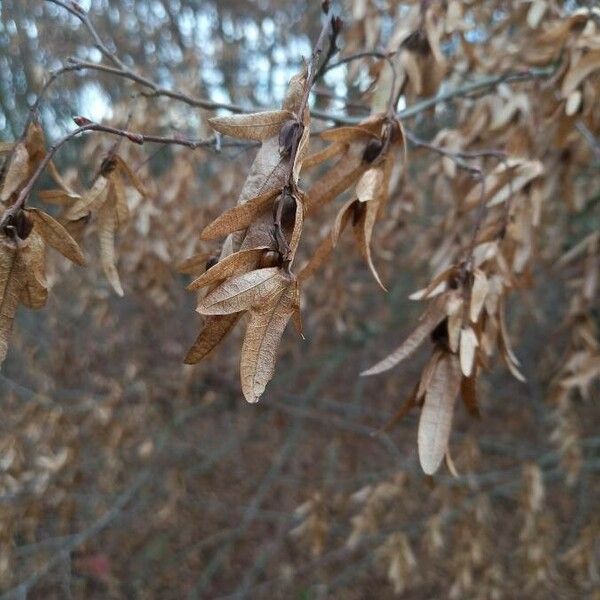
(0, 238, 24, 364)
(418, 353, 461, 475)
(184, 313, 242, 364)
(197, 267, 289, 315)
(187, 247, 267, 290)
(114, 155, 148, 197)
(26, 208, 86, 266)
(562, 49, 600, 96)
(240, 282, 295, 402)
(200, 188, 281, 241)
(18, 229, 48, 310)
(362, 298, 447, 376)
(66, 176, 109, 221)
(0, 143, 29, 202)
(97, 199, 123, 296)
(459, 326, 478, 377)
(209, 110, 295, 141)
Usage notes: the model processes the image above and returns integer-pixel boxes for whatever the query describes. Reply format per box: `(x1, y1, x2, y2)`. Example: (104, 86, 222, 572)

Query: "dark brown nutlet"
(279, 192, 297, 230)
(402, 29, 430, 55)
(351, 199, 366, 226)
(279, 119, 301, 158)
(259, 249, 282, 269)
(99, 156, 117, 176)
(3, 210, 33, 240)
(205, 256, 218, 270)
(430, 318, 449, 347)
(362, 138, 384, 163)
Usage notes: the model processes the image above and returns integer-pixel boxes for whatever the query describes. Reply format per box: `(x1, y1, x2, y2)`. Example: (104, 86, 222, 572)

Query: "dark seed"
(430, 318, 449, 345)
(205, 256, 218, 270)
(363, 138, 384, 163)
(99, 156, 117, 176)
(279, 119, 301, 157)
(351, 199, 365, 226)
(280, 192, 297, 230)
(259, 250, 282, 268)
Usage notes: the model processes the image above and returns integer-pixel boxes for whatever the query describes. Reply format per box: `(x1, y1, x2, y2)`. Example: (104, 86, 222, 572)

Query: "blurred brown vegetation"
(0, 0, 599, 598)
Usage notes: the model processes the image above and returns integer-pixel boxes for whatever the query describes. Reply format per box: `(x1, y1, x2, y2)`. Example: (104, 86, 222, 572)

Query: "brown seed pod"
(258, 249, 282, 268)
(3, 210, 33, 240)
(362, 138, 384, 163)
(99, 155, 118, 177)
(351, 199, 366, 226)
(402, 29, 430, 55)
(279, 192, 297, 230)
(279, 119, 302, 158)
(430, 318, 449, 347)
(205, 256, 219, 270)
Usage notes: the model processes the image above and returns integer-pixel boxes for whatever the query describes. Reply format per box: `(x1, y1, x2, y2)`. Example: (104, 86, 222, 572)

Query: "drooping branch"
(1, 119, 254, 225)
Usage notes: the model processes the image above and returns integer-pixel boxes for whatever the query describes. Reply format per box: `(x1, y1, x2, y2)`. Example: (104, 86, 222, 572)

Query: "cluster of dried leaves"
(0, 0, 599, 596)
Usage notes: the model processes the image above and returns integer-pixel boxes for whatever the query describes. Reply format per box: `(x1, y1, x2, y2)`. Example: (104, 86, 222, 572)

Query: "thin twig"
(405, 128, 506, 176)
(0, 120, 255, 225)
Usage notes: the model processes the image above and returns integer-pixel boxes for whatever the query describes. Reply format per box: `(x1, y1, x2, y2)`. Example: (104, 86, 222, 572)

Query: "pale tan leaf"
(111, 171, 130, 227)
(0, 238, 24, 364)
(114, 155, 147, 197)
(184, 313, 242, 364)
(447, 310, 462, 353)
(565, 90, 582, 116)
(320, 126, 379, 143)
(209, 110, 295, 141)
(25, 121, 46, 163)
(303, 142, 345, 169)
(66, 176, 109, 221)
(18, 230, 48, 310)
(356, 168, 384, 203)
(187, 247, 267, 290)
(362, 298, 447, 376)
(240, 282, 295, 402)
(307, 145, 368, 213)
(562, 49, 600, 96)
(498, 299, 526, 382)
(200, 188, 280, 240)
(353, 198, 386, 291)
(464, 160, 521, 209)
(197, 267, 289, 315)
(26, 208, 86, 266)
(527, 0, 547, 29)
(38, 189, 81, 205)
(459, 326, 478, 377)
(331, 199, 354, 246)
(47, 160, 76, 195)
(408, 267, 456, 301)
(469, 269, 488, 322)
(486, 160, 544, 207)
(0, 143, 29, 202)
(417, 351, 442, 401)
(97, 200, 123, 296)
(445, 448, 460, 478)
(418, 353, 461, 475)
(292, 122, 310, 183)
